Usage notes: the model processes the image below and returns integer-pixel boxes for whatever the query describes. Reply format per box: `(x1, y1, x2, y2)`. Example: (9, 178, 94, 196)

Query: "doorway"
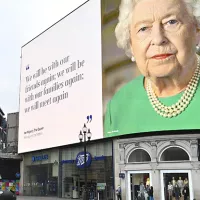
(127, 171, 152, 200)
(160, 170, 193, 200)
(27, 164, 58, 196)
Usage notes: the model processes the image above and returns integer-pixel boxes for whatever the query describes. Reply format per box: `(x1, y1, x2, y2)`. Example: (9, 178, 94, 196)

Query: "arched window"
(128, 149, 151, 162)
(160, 147, 190, 161)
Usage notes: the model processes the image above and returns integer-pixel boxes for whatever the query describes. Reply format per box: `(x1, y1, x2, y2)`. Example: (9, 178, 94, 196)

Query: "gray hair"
(115, 0, 200, 58)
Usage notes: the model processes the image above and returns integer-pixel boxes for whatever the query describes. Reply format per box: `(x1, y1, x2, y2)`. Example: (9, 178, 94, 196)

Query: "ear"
(130, 43, 135, 58)
(195, 21, 200, 45)
(129, 30, 135, 57)
(196, 29, 200, 45)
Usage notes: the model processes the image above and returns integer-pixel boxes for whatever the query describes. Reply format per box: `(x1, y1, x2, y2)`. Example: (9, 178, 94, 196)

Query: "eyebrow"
(162, 14, 177, 21)
(134, 20, 153, 28)
(134, 12, 179, 28)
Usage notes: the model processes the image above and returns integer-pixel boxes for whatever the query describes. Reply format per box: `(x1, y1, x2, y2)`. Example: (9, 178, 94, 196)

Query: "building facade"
(0, 110, 22, 195)
(6, 112, 19, 153)
(114, 133, 200, 200)
(22, 148, 59, 197)
(21, 139, 114, 199)
(20, 132, 200, 200)
(0, 107, 7, 151)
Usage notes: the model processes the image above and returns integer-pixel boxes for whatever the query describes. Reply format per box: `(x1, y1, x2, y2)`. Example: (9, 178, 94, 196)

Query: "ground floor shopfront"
(0, 158, 21, 195)
(22, 149, 59, 196)
(114, 133, 200, 200)
(61, 141, 113, 199)
(21, 133, 200, 199)
(21, 140, 114, 199)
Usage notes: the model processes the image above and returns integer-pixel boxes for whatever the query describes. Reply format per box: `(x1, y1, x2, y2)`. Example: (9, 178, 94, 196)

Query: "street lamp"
(79, 131, 83, 142)
(78, 123, 92, 200)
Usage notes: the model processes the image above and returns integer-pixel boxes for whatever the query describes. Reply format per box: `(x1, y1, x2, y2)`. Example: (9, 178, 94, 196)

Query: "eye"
(138, 27, 148, 32)
(167, 19, 178, 25)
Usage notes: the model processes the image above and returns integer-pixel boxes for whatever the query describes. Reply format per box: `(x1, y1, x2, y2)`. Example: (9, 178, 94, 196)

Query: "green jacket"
(104, 76, 200, 137)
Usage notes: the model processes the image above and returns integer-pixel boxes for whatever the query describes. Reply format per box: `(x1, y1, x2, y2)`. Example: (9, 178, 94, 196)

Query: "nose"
(151, 24, 168, 46)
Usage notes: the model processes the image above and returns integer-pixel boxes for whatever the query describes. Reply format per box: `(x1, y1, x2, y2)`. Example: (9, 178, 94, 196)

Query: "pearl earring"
(196, 45, 200, 54)
(131, 56, 135, 62)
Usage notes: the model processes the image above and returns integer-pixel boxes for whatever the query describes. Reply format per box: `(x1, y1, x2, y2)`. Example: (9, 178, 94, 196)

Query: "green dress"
(104, 75, 200, 137)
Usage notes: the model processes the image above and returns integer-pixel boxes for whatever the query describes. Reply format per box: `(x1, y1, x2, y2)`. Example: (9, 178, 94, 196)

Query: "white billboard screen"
(19, 0, 102, 153)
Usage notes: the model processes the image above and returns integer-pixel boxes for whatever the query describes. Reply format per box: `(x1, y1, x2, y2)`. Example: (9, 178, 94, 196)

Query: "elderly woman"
(104, 0, 200, 137)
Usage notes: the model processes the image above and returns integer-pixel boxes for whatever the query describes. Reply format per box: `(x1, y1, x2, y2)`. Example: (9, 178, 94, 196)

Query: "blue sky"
(0, 0, 87, 116)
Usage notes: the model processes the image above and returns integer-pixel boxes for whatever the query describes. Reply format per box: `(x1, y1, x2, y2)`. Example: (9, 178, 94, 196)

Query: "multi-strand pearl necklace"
(146, 56, 200, 118)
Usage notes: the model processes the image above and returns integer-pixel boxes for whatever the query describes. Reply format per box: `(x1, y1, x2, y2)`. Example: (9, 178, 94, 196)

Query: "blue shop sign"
(76, 152, 92, 168)
(32, 154, 48, 162)
(61, 160, 75, 164)
(94, 155, 105, 161)
(119, 173, 125, 179)
(15, 172, 20, 179)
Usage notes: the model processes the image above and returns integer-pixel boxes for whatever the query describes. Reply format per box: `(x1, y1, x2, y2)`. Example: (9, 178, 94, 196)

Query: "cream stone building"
(114, 133, 200, 200)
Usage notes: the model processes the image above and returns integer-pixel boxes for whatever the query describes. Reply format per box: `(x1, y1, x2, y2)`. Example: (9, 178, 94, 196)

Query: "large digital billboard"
(19, 0, 200, 153)
(102, 0, 200, 137)
(19, 0, 102, 153)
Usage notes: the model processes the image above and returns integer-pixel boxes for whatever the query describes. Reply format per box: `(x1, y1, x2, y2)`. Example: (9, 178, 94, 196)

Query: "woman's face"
(130, 0, 199, 78)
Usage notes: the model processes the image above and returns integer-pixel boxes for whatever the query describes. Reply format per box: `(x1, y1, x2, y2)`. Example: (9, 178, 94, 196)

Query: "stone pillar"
(120, 173, 126, 200)
(190, 140, 198, 161)
(115, 142, 127, 200)
(19, 159, 24, 195)
(58, 149, 62, 198)
(150, 162, 160, 200)
(114, 141, 121, 200)
(191, 164, 200, 200)
(151, 142, 157, 162)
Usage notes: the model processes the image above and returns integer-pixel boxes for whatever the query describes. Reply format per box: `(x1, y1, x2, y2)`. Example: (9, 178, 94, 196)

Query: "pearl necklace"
(146, 56, 200, 118)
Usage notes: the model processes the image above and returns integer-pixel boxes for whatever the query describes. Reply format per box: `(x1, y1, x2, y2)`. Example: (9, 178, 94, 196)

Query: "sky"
(0, 0, 87, 116)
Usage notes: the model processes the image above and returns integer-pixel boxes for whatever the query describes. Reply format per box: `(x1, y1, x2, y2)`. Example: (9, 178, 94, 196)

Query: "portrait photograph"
(102, 0, 200, 137)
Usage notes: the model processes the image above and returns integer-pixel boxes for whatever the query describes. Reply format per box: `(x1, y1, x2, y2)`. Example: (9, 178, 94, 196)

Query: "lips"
(151, 54, 173, 59)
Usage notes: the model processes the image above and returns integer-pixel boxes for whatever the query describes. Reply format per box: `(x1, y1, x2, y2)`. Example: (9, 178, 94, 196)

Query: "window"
(128, 149, 151, 162)
(160, 147, 189, 161)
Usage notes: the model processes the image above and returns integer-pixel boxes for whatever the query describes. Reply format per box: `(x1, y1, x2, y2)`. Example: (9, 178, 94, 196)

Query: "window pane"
(160, 147, 189, 161)
(128, 149, 151, 162)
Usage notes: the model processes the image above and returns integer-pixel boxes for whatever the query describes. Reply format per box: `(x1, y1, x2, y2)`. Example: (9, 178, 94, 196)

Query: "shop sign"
(15, 172, 20, 179)
(119, 173, 125, 179)
(61, 160, 75, 164)
(61, 156, 105, 165)
(94, 155, 105, 161)
(97, 183, 106, 190)
(32, 154, 48, 162)
(76, 151, 92, 168)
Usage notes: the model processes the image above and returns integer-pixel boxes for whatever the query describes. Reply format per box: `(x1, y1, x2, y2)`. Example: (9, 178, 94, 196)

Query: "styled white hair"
(115, 0, 200, 57)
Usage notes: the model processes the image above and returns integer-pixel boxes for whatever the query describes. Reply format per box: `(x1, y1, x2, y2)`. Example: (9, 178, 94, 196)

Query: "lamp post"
(79, 124, 92, 200)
